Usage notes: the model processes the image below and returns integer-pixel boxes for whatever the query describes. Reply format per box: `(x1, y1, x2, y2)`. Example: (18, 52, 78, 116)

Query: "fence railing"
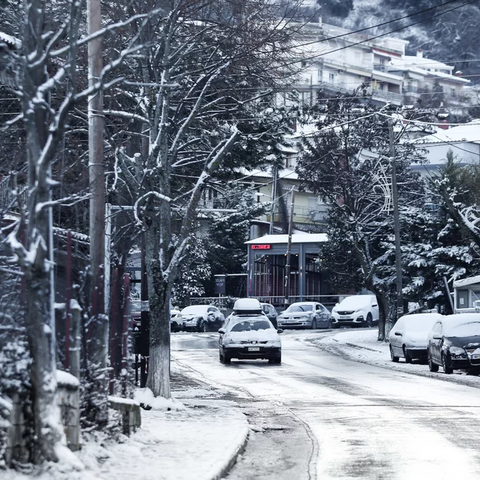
(189, 294, 349, 311)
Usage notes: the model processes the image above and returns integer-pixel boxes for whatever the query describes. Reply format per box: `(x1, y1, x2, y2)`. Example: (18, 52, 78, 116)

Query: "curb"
(211, 425, 250, 480)
(344, 341, 384, 353)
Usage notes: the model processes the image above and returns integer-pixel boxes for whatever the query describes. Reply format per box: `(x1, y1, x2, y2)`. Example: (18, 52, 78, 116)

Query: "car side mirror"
(277, 329, 283, 334)
(218, 328, 225, 334)
(394, 332, 402, 336)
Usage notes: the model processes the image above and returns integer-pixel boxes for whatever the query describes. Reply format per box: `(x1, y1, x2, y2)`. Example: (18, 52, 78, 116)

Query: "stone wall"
(4, 371, 80, 466)
(108, 396, 142, 435)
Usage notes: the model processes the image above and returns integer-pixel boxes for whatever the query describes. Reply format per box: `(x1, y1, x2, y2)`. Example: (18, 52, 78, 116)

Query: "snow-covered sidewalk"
(4, 368, 249, 480)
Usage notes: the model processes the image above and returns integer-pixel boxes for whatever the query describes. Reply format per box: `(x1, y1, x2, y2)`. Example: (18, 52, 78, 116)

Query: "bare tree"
(111, 0, 301, 398)
(2, 0, 158, 462)
(297, 98, 425, 340)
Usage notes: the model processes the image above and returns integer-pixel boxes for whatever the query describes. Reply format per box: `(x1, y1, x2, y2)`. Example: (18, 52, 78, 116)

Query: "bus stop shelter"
(245, 233, 331, 306)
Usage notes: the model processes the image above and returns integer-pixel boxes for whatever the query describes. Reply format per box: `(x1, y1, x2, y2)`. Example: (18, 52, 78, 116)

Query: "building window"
(329, 73, 335, 83)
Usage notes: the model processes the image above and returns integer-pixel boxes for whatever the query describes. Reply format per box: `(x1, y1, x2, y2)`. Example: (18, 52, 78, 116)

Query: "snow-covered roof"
(246, 233, 328, 245)
(453, 275, 480, 288)
(413, 121, 480, 146)
(390, 55, 469, 85)
(403, 55, 452, 72)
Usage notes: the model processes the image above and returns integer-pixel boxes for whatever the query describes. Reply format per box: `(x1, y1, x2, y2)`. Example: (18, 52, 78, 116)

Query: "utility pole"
(269, 165, 277, 235)
(284, 187, 295, 306)
(389, 119, 403, 323)
(87, 0, 107, 427)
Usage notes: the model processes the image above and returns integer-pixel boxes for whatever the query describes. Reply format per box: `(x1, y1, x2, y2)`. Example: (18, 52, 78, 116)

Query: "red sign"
(251, 244, 271, 250)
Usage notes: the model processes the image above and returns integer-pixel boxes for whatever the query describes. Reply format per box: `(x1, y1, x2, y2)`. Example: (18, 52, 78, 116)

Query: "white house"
(412, 120, 480, 173)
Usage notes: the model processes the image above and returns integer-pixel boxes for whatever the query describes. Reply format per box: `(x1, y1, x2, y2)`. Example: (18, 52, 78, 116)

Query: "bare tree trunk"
(144, 197, 172, 398)
(15, 0, 66, 463)
(86, 0, 109, 428)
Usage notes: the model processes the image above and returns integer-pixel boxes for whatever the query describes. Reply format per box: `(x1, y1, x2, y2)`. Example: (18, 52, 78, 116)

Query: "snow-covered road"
(172, 330, 480, 480)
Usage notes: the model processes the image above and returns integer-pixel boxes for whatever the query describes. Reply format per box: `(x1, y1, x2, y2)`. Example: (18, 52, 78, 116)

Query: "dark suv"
(260, 303, 278, 328)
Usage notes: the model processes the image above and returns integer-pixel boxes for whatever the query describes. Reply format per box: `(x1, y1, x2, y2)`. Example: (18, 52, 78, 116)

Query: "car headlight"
(449, 346, 467, 358)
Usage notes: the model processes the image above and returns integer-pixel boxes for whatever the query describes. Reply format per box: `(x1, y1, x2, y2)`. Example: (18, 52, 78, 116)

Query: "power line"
(296, 0, 478, 64)
(296, 0, 470, 49)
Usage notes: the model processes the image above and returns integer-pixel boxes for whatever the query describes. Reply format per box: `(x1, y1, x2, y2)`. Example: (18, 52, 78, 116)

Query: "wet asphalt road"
(172, 330, 480, 480)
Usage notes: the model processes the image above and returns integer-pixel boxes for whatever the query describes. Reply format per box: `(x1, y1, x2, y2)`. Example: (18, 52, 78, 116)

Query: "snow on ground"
(4, 328, 480, 480)
(4, 375, 249, 480)
(299, 328, 480, 389)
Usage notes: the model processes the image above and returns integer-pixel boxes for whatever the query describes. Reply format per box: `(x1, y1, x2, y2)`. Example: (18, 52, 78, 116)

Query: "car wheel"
(442, 353, 453, 374)
(365, 313, 373, 327)
(199, 321, 208, 333)
(404, 347, 412, 364)
(311, 318, 317, 329)
(224, 353, 231, 364)
(269, 354, 282, 364)
(390, 346, 399, 363)
(219, 351, 225, 364)
(428, 351, 439, 372)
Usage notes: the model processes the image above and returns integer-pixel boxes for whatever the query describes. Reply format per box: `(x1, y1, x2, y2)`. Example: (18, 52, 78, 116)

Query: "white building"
(283, 20, 470, 110)
(412, 120, 480, 173)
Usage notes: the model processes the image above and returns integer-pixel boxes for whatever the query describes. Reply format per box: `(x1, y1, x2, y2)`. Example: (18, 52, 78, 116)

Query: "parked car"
(388, 313, 444, 363)
(178, 305, 225, 332)
(260, 303, 278, 328)
(170, 308, 182, 332)
(331, 295, 379, 328)
(218, 299, 282, 364)
(427, 313, 480, 374)
(277, 301, 331, 329)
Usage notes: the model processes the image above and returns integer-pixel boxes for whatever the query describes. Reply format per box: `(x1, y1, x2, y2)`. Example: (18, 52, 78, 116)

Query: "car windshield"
(181, 306, 207, 315)
(230, 320, 272, 332)
(447, 322, 480, 337)
(286, 304, 313, 313)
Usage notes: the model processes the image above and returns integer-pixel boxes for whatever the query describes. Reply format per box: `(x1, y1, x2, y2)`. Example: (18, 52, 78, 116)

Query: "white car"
(331, 295, 379, 328)
(177, 305, 225, 332)
(218, 315, 282, 364)
(277, 302, 332, 329)
(388, 313, 444, 363)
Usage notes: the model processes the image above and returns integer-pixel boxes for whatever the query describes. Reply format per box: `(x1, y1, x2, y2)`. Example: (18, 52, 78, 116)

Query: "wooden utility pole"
(389, 120, 403, 323)
(269, 165, 277, 235)
(87, 0, 107, 427)
(284, 187, 295, 306)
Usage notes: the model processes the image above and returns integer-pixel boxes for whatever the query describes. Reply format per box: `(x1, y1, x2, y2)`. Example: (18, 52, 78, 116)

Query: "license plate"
(339, 315, 350, 320)
(248, 347, 260, 352)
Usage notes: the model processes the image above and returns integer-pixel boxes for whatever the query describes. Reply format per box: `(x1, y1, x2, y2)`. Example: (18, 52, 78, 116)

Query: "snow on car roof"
(442, 313, 480, 335)
(233, 298, 262, 311)
(397, 313, 444, 324)
(338, 295, 375, 307)
(181, 305, 210, 313)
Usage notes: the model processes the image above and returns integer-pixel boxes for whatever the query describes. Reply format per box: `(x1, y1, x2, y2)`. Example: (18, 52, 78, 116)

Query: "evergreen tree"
(296, 95, 424, 339)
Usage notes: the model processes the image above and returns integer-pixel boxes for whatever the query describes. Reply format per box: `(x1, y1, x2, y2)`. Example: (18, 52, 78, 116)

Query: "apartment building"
(285, 19, 469, 110)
